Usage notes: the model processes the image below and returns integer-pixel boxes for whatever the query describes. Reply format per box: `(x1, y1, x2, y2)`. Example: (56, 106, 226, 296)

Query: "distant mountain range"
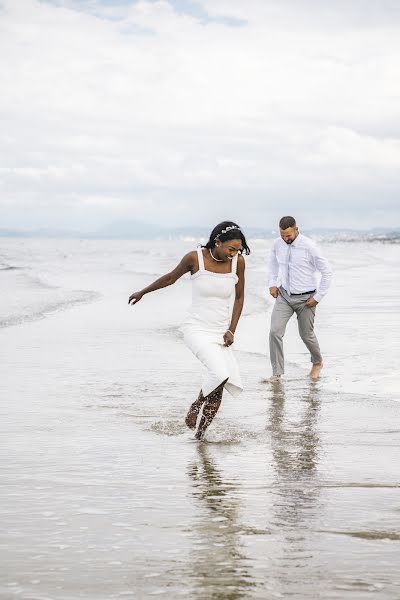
(1, 221, 399, 242)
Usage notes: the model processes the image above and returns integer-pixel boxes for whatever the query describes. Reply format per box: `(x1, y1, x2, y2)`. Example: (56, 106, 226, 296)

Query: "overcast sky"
(1, 0, 400, 232)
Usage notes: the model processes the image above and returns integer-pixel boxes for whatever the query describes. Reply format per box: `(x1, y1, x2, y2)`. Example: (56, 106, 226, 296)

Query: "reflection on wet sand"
(187, 443, 254, 599)
(269, 380, 321, 478)
(268, 380, 322, 593)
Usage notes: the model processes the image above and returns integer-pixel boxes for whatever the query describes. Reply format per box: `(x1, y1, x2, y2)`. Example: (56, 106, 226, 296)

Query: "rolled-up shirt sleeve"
(310, 244, 333, 302)
(268, 242, 280, 288)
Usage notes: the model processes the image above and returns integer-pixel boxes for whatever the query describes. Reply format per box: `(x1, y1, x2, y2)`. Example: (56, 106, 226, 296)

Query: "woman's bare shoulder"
(180, 250, 198, 269)
(183, 249, 197, 261)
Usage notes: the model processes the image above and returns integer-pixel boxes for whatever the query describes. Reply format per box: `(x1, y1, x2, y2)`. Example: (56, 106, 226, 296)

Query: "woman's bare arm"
(224, 255, 245, 346)
(128, 251, 196, 305)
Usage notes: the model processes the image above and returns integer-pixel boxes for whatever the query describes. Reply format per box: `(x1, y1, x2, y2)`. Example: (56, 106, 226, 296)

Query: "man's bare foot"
(261, 375, 282, 384)
(309, 362, 323, 380)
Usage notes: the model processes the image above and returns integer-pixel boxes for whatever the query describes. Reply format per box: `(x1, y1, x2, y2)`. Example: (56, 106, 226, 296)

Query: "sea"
(1, 235, 399, 599)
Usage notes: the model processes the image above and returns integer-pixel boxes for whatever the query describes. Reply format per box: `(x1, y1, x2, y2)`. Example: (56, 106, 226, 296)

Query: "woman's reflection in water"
(268, 380, 322, 592)
(187, 443, 253, 600)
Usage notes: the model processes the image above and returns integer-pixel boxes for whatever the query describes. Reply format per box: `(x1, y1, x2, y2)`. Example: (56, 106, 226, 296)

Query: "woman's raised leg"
(185, 390, 206, 430)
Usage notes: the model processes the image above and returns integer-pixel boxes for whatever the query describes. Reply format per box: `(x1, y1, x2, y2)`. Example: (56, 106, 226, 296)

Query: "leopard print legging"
(185, 379, 227, 439)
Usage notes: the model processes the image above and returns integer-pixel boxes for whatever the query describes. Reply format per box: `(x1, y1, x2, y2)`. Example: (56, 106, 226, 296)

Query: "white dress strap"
(197, 246, 205, 271)
(231, 253, 238, 275)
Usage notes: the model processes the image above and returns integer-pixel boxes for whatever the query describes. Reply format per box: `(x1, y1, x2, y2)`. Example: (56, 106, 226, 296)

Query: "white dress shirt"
(268, 233, 333, 302)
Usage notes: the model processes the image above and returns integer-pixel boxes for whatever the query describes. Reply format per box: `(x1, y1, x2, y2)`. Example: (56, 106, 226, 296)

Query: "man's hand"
(305, 297, 318, 308)
(269, 286, 280, 299)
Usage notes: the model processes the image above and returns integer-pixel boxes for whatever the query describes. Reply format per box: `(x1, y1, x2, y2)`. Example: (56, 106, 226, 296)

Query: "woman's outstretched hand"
(128, 291, 143, 305)
(223, 330, 234, 347)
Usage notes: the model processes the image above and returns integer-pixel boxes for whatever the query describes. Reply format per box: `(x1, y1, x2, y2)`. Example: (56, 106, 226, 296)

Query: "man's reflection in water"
(268, 380, 322, 593)
(187, 444, 253, 600)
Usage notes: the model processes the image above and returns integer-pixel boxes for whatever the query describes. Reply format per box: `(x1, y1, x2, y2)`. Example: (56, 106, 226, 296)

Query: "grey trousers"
(269, 287, 322, 376)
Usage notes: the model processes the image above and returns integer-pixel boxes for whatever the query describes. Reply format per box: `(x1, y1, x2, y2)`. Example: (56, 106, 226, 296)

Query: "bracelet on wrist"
(227, 329, 235, 336)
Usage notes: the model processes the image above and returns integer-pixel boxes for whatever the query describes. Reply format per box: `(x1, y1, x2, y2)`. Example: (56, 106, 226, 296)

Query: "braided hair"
(203, 221, 250, 255)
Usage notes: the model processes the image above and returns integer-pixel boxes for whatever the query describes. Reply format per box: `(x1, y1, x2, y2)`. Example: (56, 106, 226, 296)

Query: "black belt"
(290, 289, 315, 296)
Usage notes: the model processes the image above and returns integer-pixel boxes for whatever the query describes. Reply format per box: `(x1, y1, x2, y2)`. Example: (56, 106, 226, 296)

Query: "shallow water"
(1, 238, 399, 599)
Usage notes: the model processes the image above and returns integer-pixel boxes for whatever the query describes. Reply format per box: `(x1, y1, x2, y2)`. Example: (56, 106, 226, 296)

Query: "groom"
(267, 216, 333, 381)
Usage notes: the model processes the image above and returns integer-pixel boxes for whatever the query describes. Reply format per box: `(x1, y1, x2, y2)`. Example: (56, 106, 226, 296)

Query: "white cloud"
(0, 0, 399, 230)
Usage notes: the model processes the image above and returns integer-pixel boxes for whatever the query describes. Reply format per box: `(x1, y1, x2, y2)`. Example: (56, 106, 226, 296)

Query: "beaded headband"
(214, 225, 241, 241)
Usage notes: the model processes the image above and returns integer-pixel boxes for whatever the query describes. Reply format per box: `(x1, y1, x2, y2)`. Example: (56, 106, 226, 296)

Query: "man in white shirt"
(267, 216, 333, 381)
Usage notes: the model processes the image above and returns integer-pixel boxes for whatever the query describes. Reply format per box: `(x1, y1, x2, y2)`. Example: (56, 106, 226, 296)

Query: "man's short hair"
(279, 216, 296, 230)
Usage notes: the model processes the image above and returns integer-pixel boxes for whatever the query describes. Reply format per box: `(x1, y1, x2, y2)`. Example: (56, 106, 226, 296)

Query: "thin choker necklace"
(209, 248, 223, 262)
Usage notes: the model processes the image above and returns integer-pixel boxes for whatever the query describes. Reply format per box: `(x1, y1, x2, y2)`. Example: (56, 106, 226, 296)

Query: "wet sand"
(2, 276, 400, 599)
